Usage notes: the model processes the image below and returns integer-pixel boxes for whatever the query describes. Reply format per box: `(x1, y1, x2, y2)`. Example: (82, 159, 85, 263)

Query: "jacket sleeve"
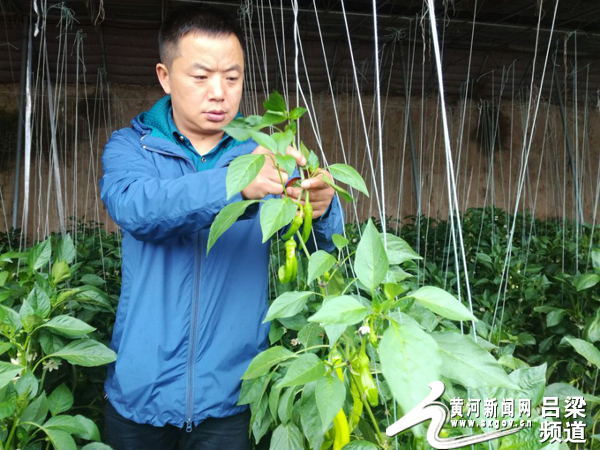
(99, 130, 255, 243)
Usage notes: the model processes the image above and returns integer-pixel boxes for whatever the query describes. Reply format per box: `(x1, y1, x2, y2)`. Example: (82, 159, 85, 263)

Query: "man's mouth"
(206, 110, 226, 122)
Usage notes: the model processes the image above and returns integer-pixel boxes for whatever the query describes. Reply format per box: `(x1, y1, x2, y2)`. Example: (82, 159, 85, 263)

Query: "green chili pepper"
(330, 350, 351, 450)
(301, 201, 313, 243)
(348, 377, 363, 433)
(277, 264, 290, 284)
(332, 408, 350, 450)
(278, 239, 297, 284)
(281, 209, 303, 240)
(351, 342, 378, 408)
(287, 253, 297, 281)
(368, 317, 378, 348)
(320, 429, 335, 450)
(357, 345, 378, 407)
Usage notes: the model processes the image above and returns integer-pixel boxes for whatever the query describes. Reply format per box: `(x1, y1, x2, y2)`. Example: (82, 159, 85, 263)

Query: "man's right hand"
(241, 145, 306, 199)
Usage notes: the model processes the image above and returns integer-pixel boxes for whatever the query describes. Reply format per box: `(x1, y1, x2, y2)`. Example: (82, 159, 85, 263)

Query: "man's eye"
(194, 75, 207, 80)
(227, 77, 239, 82)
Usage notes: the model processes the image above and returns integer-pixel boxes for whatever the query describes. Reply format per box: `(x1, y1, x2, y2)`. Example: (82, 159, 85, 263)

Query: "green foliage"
(224, 93, 568, 450)
(260, 198, 600, 447)
(2, 91, 598, 449)
(0, 220, 121, 449)
(214, 90, 370, 253)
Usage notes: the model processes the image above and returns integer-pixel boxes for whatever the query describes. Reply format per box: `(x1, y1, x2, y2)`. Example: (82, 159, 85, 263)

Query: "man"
(99, 5, 343, 450)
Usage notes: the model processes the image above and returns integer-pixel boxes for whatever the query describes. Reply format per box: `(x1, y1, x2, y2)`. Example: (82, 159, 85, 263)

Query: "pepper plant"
(0, 234, 116, 450)
(208, 92, 554, 450)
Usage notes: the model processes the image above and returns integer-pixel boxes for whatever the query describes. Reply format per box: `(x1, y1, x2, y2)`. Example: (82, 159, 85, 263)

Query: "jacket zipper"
(185, 232, 203, 432)
(141, 133, 243, 431)
(185, 147, 202, 433)
(141, 135, 201, 432)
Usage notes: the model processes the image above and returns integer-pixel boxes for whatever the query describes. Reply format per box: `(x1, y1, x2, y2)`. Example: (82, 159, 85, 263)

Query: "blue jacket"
(99, 99, 344, 430)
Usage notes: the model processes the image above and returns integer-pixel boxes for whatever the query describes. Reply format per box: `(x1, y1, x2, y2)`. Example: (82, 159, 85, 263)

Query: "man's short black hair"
(159, 6, 245, 67)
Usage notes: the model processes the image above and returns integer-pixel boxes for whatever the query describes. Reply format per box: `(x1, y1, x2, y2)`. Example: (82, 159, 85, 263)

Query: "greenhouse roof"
(1, 0, 599, 100)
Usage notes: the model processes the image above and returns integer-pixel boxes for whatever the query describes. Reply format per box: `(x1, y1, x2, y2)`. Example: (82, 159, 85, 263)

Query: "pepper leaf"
(328, 163, 369, 198)
(208, 200, 261, 253)
(222, 118, 252, 141)
(279, 354, 326, 388)
(263, 291, 313, 323)
(263, 91, 287, 113)
(321, 174, 354, 202)
(354, 220, 388, 292)
(260, 198, 298, 243)
(307, 295, 368, 326)
(248, 130, 278, 154)
(39, 315, 96, 338)
(289, 107, 307, 120)
(276, 154, 297, 179)
(0, 362, 23, 390)
(50, 340, 116, 367)
(332, 234, 349, 250)
(258, 112, 287, 129)
(28, 239, 51, 272)
(315, 375, 345, 432)
(242, 346, 295, 380)
(226, 154, 265, 200)
(407, 286, 478, 322)
(270, 422, 304, 450)
(272, 129, 295, 155)
(562, 336, 600, 369)
(307, 251, 336, 284)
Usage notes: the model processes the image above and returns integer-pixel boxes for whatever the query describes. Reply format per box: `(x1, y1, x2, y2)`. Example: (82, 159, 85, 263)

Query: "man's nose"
(209, 77, 225, 100)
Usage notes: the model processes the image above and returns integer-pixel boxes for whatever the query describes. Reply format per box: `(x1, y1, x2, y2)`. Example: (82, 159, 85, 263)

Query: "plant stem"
(296, 345, 329, 354)
(349, 373, 382, 442)
(328, 251, 357, 281)
(22, 335, 31, 366)
(5, 419, 17, 449)
(295, 231, 311, 260)
(39, 367, 48, 391)
(340, 278, 359, 296)
(269, 155, 289, 201)
(591, 408, 600, 440)
(340, 337, 382, 443)
(292, 141, 307, 182)
(31, 355, 51, 374)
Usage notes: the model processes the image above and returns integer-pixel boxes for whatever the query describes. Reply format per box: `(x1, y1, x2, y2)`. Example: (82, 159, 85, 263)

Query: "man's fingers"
(300, 171, 333, 190)
(284, 145, 307, 167)
(265, 179, 284, 196)
(275, 170, 290, 185)
(263, 167, 288, 185)
(285, 186, 302, 199)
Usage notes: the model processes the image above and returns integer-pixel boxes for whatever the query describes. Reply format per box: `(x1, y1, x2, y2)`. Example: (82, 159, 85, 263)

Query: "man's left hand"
(284, 170, 335, 219)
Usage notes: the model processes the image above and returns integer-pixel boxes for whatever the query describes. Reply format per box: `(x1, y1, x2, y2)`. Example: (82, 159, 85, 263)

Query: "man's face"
(157, 32, 244, 139)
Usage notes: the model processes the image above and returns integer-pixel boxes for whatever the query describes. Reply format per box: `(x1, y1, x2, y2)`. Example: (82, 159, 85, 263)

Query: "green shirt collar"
(139, 94, 244, 171)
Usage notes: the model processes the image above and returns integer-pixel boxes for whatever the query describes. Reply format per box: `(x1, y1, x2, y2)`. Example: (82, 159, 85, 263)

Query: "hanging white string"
(19, 14, 33, 249)
(491, 0, 561, 337)
(339, 0, 383, 223)
(425, 0, 477, 332)
(372, 0, 386, 245)
(311, 0, 361, 231)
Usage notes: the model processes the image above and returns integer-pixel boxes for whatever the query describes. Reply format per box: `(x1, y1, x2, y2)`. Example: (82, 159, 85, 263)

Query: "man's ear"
(156, 63, 171, 94)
